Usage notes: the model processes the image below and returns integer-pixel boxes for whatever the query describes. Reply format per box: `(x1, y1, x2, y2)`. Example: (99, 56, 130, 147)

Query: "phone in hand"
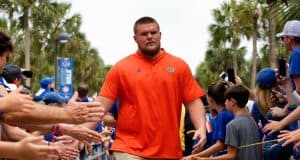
(219, 71, 228, 80)
(278, 56, 286, 77)
(227, 68, 236, 84)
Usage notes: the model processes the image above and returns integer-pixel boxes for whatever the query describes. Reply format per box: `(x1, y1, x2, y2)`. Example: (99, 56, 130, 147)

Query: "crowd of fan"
(0, 30, 116, 160)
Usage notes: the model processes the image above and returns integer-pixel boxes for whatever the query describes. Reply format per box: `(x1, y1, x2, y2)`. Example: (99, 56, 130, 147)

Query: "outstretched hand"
(278, 129, 300, 149)
(64, 101, 104, 124)
(65, 125, 103, 144)
(16, 136, 59, 160)
(191, 129, 206, 153)
(262, 120, 284, 135)
(1, 86, 35, 113)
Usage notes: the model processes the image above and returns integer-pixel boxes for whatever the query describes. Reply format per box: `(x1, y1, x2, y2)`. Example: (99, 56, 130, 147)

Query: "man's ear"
(231, 98, 237, 105)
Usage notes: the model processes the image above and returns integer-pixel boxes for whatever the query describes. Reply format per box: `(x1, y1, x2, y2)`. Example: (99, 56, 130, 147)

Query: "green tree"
(0, 1, 106, 94)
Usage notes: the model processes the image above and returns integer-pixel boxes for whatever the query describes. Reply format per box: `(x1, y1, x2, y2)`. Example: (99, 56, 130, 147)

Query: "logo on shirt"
(167, 67, 175, 73)
(137, 68, 141, 73)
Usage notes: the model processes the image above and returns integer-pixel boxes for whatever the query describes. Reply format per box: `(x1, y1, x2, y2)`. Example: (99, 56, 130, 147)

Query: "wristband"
(52, 124, 64, 136)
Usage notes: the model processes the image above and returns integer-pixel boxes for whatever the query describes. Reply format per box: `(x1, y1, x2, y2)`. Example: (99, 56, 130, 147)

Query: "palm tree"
(208, 0, 252, 73)
(267, 0, 278, 68)
(1, 1, 106, 93)
(239, 0, 267, 89)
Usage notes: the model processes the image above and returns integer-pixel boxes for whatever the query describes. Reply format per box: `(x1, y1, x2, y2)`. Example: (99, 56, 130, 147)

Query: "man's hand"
(53, 137, 79, 160)
(278, 129, 300, 148)
(183, 155, 207, 160)
(1, 86, 34, 113)
(262, 120, 284, 135)
(64, 125, 103, 144)
(192, 129, 206, 153)
(64, 101, 104, 124)
(16, 136, 59, 160)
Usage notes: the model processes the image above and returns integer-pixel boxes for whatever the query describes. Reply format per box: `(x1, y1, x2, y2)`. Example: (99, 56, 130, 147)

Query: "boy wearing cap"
(34, 77, 55, 101)
(2, 64, 32, 93)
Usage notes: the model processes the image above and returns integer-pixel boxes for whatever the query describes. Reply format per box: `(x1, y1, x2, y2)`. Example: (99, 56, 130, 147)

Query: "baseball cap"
(40, 77, 55, 89)
(256, 68, 277, 89)
(43, 92, 69, 105)
(276, 20, 300, 37)
(2, 64, 24, 83)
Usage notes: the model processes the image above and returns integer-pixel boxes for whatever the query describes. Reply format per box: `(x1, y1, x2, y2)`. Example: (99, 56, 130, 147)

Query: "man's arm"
(0, 136, 59, 160)
(0, 87, 34, 113)
(191, 145, 237, 160)
(263, 106, 300, 134)
(1, 123, 32, 141)
(1, 101, 103, 125)
(186, 98, 206, 149)
(192, 140, 225, 157)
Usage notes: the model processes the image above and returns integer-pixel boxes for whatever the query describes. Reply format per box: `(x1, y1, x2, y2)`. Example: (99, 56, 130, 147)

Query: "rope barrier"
(186, 129, 278, 149)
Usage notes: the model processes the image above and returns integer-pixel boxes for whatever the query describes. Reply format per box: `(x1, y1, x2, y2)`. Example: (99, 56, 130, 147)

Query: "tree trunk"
(268, 2, 277, 68)
(250, 14, 258, 89)
(24, 6, 31, 86)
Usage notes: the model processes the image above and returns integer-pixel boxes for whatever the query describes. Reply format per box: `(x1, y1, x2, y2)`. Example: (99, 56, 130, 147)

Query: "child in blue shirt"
(190, 81, 234, 157)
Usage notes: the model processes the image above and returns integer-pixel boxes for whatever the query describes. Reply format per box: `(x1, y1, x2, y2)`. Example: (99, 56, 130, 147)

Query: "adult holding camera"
(263, 21, 300, 159)
(276, 20, 300, 104)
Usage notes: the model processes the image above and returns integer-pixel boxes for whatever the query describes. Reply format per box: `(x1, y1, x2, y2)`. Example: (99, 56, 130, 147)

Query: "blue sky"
(68, 0, 227, 74)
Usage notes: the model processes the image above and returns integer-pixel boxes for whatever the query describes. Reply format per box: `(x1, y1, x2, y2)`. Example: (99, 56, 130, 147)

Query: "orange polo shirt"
(100, 49, 205, 159)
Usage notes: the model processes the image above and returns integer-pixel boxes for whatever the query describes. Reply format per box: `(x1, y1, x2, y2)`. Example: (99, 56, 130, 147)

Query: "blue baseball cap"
(40, 77, 55, 89)
(43, 92, 69, 105)
(256, 68, 277, 89)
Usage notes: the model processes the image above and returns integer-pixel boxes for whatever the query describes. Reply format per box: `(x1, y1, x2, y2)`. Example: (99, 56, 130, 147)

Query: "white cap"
(276, 20, 300, 37)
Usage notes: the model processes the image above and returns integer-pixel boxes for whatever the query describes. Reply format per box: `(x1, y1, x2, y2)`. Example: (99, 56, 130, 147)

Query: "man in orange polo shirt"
(97, 16, 206, 159)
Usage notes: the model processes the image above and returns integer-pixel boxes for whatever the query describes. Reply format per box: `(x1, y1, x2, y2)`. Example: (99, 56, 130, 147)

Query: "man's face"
(134, 22, 161, 57)
(281, 36, 294, 51)
(225, 98, 233, 112)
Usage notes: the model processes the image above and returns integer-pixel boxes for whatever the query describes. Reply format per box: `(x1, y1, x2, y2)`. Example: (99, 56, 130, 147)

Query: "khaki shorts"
(113, 151, 178, 160)
(113, 151, 146, 160)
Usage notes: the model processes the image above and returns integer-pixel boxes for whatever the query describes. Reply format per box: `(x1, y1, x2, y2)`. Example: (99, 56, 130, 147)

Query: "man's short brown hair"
(133, 16, 160, 34)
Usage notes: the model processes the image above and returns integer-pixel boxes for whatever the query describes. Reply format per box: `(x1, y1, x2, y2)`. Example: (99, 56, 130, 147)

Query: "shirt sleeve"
(290, 51, 300, 76)
(99, 65, 119, 101)
(181, 62, 205, 105)
(225, 122, 238, 148)
(213, 112, 228, 142)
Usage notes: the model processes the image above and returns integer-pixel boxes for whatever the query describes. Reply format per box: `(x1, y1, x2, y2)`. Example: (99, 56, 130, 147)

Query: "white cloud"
(69, 0, 226, 74)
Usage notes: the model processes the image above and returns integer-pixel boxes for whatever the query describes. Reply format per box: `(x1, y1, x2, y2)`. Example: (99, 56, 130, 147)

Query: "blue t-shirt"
(34, 88, 52, 101)
(251, 102, 288, 141)
(289, 47, 300, 89)
(0, 77, 10, 89)
(212, 108, 234, 143)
